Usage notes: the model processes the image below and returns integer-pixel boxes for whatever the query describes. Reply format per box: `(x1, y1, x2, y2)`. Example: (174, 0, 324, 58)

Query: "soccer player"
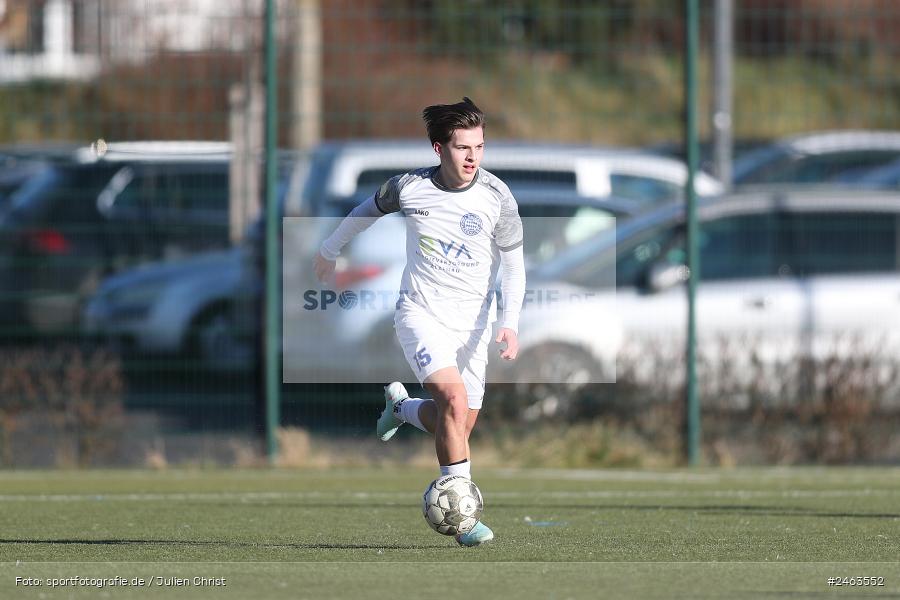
(314, 97, 525, 546)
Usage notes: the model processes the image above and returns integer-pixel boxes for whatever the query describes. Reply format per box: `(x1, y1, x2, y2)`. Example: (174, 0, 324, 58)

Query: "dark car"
(733, 130, 900, 185)
(0, 142, 232, 336)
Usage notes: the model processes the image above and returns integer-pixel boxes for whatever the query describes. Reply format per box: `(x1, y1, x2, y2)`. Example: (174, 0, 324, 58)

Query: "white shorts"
(394, 303, 491, 409)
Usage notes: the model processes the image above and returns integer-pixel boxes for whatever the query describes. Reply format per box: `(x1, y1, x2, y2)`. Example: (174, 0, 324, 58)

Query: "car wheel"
(188, 304, 254, 371)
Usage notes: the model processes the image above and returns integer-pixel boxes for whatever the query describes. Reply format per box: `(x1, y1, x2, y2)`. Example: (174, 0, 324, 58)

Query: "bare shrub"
(0, 343, 125, 466)
(473, 420, 675, 469)
(484, 333, 900, 465)
(275, 427, 435, 469)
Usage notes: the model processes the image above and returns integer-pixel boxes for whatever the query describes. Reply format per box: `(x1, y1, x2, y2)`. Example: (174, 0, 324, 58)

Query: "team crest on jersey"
(460, 213, 483, 236)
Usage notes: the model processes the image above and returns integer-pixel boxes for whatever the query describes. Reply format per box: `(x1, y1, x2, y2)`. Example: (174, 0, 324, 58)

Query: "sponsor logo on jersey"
(459, 212, 483, 236)
(418, 235, 473, 260)
(411, 208, 429, 216)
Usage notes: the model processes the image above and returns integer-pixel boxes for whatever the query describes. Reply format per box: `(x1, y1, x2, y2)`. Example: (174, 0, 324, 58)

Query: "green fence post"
(264, 0, 281, 463)
(685, 0, 701, 466)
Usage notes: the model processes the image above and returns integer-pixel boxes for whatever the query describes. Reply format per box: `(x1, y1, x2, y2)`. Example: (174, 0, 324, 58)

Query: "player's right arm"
(314, 176, 403, 283)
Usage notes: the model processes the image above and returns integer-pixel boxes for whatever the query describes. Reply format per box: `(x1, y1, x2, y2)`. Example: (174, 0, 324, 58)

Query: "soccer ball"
(422, 474, 484, 536)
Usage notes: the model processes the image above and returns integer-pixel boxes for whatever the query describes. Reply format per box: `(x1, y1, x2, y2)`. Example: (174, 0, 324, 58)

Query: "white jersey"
(375, 166, 523, 332)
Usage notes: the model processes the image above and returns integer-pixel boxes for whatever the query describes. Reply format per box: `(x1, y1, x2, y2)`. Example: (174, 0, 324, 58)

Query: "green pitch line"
(1, 468, 899, 599)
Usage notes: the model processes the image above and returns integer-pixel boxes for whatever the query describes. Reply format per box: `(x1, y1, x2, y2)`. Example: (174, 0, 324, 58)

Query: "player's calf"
(432, 391, 468, 465)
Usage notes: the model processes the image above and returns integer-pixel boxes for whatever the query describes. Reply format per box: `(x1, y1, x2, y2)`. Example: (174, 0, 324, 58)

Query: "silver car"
(302, 139, 724, 216)
(495, 188, 900, 418)
(82, 247, 253, 371)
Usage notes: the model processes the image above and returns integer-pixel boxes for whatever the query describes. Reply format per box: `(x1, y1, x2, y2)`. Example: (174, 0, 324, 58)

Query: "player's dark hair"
(422, 97, 485, 145)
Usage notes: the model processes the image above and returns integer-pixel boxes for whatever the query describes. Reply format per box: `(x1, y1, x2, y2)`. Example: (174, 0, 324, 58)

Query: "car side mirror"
(647, 262, 690, 293)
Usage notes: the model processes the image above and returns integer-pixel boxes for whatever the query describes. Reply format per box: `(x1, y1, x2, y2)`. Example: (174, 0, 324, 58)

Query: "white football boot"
(376, 382, 408, 441)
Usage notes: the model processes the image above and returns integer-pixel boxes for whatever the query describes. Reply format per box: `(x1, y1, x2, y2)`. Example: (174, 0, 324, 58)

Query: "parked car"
(493, 188, 900, 419)
(0, 141, 238, 335)
(300, 139, 724, 217)
(733, 130, 900, 185)
(82, 247, 252, 370)
(82, 168, 296, 369)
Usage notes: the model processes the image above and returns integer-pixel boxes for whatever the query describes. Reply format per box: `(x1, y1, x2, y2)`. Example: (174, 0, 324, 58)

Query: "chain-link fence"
(1, 0, 898, 466)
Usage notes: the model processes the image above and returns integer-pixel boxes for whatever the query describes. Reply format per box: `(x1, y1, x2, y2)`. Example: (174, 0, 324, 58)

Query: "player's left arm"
(493, 183, 525, 361)
(496, 244, 525, 360)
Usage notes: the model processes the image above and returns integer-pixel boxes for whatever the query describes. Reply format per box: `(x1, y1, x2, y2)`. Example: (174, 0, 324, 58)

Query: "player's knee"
(437, 391, 468, 428)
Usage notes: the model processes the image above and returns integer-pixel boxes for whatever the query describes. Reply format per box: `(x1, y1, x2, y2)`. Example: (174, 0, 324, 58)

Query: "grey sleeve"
(318, 194, 383, 260)
(374, 175, 403, 214)
(493, 191, 524, 251)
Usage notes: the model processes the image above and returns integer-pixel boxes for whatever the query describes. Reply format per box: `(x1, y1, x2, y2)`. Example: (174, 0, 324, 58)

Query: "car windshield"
(4, 165, 119, 226)
(610, 173, 682, 204)
(5, 167, 61, 218)
(734, 146, 900, 184)
(518, 204, 619, 265)
(857, 158, 900, 186)
(531, 202, 682, 285)
(0, 161, 46, 201)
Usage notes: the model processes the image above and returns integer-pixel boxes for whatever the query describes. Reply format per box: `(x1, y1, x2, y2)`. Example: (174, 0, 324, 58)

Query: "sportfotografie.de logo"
(300, 288, 598, 311)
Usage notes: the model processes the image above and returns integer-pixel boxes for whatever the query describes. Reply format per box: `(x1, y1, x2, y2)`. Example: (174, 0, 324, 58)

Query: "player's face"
(435, 127, 484, 189)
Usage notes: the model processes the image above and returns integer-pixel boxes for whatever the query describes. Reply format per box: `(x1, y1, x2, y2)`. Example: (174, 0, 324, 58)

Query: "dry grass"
(271, 421, 673, 471)
(0, 343, 125, 467)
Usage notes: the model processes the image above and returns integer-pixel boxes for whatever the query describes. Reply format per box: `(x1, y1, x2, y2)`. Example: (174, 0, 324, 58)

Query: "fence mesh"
(0, 0, 898, 466)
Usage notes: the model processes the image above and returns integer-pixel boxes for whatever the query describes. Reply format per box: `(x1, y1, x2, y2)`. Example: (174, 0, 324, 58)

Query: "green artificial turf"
(1, 468, 899, 598)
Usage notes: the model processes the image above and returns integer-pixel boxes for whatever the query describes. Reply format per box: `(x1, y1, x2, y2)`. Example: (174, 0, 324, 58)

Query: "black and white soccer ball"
(422, 474, 484, 536)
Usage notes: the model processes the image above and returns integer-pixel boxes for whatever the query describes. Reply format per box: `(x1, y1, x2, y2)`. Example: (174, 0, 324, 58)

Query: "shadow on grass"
(0, 539, 448, 550)
(194, 501, 900, 520)
(199, 503, 414, 510)
(488, 503, 900, 519)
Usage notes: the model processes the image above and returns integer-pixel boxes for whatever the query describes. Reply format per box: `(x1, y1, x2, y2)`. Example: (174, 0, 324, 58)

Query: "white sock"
(396, 398, 429, 433)
(440, 459, 471, 478)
